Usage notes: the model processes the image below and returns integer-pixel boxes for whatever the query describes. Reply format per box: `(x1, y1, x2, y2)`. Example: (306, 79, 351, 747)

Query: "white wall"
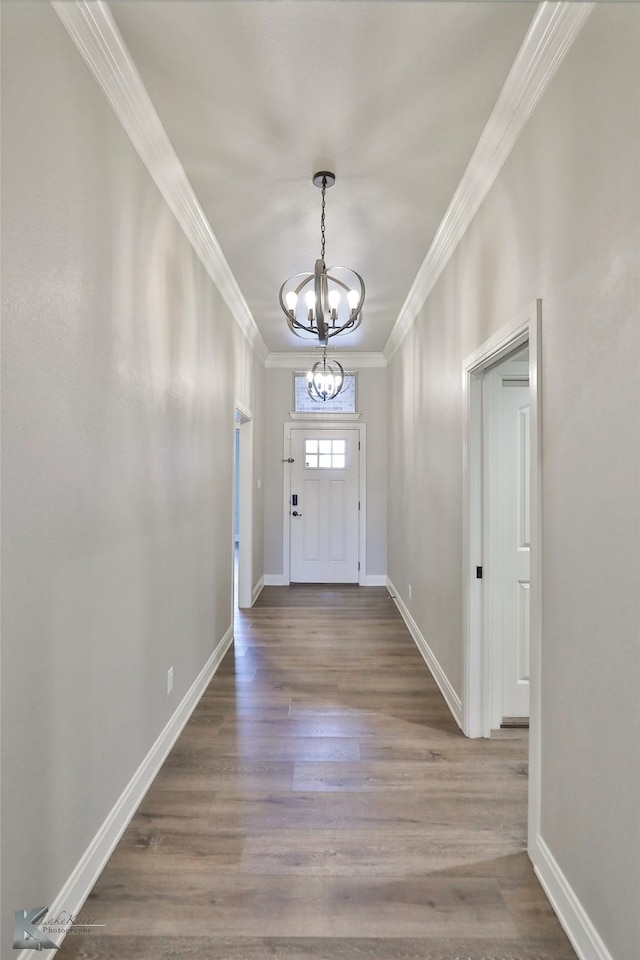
(387, 7, 640, 958)
(263, 366, 387, 581)
(0, 3, 264, 950)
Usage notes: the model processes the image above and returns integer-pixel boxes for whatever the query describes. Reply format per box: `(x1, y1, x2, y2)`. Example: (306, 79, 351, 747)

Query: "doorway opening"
(462, 300, 542, 849)
(484, 347, 530, 731)
(234, 404, 253, 611)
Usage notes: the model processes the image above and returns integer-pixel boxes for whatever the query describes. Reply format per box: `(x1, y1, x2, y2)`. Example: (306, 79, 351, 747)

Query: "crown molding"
(265, 351, 387, 370)
(383, 0, 594, 362)
(52, 1, 269, 363)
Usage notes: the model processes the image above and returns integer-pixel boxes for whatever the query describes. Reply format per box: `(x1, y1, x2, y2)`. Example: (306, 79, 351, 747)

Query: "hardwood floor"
(59, 586, 576, 960)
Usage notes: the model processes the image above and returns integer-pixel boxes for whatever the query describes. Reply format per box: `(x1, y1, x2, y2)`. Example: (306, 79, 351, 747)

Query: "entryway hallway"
(58, 587, 576, 959)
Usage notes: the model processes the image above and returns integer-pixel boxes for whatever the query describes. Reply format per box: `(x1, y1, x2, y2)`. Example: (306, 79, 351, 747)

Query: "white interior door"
(487, 361, 530, 722)
(289, 429, 359, 583)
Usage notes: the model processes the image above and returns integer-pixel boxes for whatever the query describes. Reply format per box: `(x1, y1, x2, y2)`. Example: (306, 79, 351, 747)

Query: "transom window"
(305, 438, 346, 469)
(294, 374, 357, 414)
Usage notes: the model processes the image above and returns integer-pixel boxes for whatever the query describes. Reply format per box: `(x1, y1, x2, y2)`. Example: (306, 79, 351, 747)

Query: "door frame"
(234, 402, 254, 610)
(282, 420, 367, 586)
(461, 300, 542, 851)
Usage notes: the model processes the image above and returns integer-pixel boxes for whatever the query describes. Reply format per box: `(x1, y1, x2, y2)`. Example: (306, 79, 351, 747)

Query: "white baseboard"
(533, 836, 615, 960)
(264, 574, 286, 586)
(363, 574, 387, 586)
(251, 576, 264, 605)
(19, 625, 234, 960)
(386, 578, 462, 728)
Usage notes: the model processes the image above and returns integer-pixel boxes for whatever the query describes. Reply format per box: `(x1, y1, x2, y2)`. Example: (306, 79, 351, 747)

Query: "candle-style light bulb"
(285, 291, 297, 314)
(305, 290, 316, 326)
(328, 289, 340, 324)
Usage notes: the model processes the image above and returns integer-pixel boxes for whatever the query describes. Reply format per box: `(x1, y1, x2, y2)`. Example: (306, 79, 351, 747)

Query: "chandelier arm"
(287, 321, 316, 339)
(324, 275, 351, 293)
(326, 312, 363, 339)
(293, 275, 313, 295)
(285, 311, 316, 337)
(325, 267, 366, 301)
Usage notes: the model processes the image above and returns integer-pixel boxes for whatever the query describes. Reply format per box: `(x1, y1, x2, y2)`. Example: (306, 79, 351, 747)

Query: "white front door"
(289, 429, 359, 583)
(488, 361, 531, 721)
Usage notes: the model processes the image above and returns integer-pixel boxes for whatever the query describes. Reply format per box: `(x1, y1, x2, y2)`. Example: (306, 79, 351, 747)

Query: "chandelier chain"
(320, 177, 326, 260)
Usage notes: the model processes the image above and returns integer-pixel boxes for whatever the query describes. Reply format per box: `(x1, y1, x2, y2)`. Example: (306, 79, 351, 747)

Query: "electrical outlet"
(408, 584, 412, 601)
(167, 666, 174, 695)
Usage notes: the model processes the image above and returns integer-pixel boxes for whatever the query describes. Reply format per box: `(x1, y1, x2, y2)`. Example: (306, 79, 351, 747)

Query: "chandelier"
(306, 349, 351, 403)
(279, 172, 365, 345)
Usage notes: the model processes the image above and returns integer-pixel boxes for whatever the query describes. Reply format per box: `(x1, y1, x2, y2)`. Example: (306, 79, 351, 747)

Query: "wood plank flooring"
(58, 586, 576, 960)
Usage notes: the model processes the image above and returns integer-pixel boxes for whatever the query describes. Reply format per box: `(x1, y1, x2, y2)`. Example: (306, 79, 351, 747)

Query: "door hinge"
(358, 501, 361, 511)
(476, 566, 483, 579)
(358, 441, 361, 450)
(358, 562, 360, 571)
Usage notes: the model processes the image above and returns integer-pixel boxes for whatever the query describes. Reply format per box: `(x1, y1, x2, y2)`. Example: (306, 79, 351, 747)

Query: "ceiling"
(109, 1, 534, 355)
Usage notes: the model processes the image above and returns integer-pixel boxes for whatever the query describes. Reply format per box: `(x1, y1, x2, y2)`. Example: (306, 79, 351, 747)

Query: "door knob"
(292, 510, 302, 517)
